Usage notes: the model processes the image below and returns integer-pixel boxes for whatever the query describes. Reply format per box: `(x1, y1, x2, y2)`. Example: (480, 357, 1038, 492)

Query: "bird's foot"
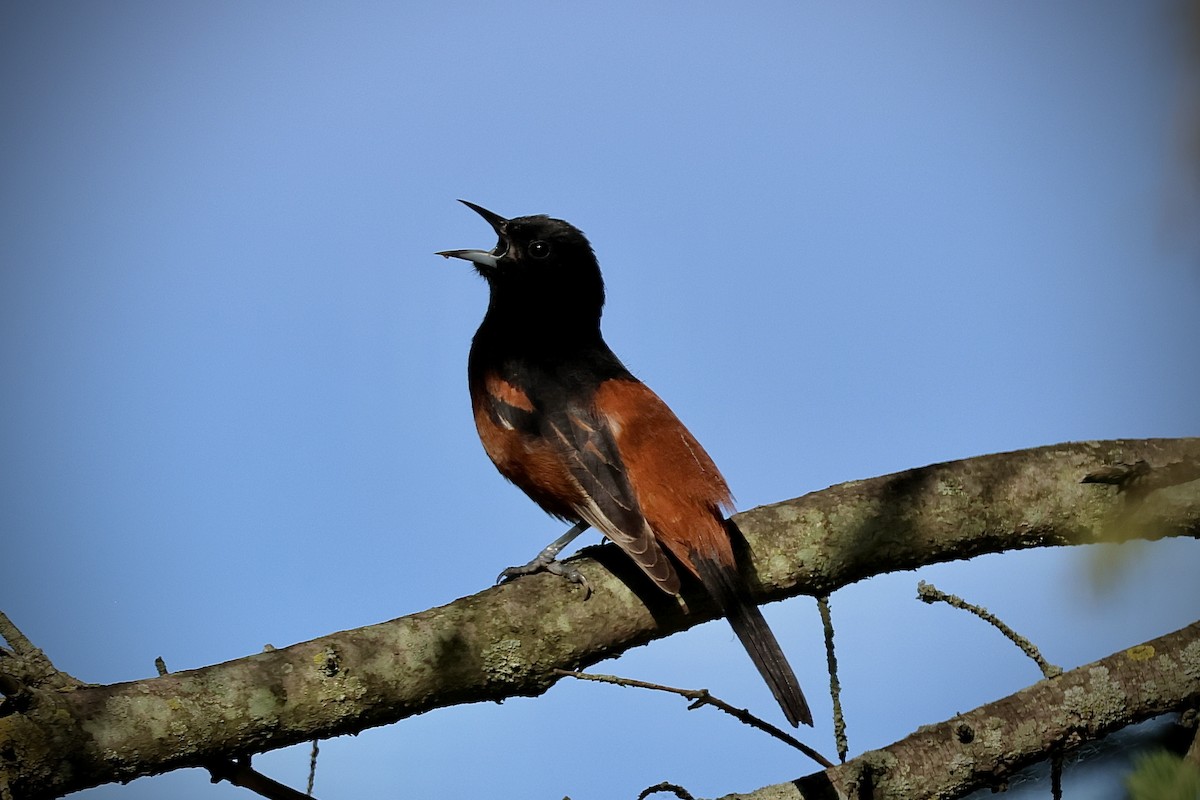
(497, 553, 591, 598)
(496, 521, 592, 597)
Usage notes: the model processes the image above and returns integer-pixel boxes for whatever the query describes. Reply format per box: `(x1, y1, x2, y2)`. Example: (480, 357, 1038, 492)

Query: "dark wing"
(472, 370, 582, 522)
(477, 372, 539, 433)
(545, 405, 681, 594)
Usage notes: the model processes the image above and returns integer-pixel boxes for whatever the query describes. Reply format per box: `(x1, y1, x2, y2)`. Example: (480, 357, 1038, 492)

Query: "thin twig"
(306, 740, 319, 796)
(917, 581, 1062, 678)
(0, 611, 82, 690)
(817, 594, 848, 763)
(552, 668, 835, 769)
(0, 612, 35, 657)
(208, 757, 317, 800)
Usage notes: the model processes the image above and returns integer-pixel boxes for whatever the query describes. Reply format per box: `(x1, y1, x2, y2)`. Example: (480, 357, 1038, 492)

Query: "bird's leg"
(498, 521, 592, 595)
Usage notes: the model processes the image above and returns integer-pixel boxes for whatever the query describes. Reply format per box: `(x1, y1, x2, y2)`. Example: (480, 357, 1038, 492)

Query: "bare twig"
(552, 668, 835, 769)
(917, 581, 1062, 678)
(0, 613, 35, 658)
(817, 595, 848, 763)
(0, 611, 82, 691)
(306, 740, 319, 796)
(207, 757, 317, 800)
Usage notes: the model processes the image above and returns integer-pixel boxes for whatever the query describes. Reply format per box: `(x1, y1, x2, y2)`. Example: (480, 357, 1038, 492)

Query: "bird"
(437, 200, 813, 727)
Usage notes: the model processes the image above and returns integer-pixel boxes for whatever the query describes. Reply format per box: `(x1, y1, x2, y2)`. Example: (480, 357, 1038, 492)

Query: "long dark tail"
(693, 555, 813, 727)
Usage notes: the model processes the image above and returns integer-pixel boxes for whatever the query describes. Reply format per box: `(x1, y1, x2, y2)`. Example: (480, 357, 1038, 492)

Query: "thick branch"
(716, 620, 1200, 800)
(2, 438, 1198, 798)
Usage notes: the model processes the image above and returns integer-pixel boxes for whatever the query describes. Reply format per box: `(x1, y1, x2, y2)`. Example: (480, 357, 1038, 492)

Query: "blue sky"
(2, 3, 1198, 798)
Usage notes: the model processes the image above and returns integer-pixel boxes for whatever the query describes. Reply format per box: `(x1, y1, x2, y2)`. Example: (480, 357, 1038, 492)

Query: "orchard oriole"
(438, 201, 812, 727)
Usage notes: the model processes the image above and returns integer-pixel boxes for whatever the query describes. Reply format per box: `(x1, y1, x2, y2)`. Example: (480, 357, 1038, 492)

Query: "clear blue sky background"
(2, 3, 1198, 798)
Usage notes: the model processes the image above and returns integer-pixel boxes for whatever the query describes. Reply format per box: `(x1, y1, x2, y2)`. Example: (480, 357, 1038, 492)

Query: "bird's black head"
(437, 201, 606, 329)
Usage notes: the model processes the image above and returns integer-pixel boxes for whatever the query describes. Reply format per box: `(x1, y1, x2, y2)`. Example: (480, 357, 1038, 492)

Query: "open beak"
(436, 200, 509, 268)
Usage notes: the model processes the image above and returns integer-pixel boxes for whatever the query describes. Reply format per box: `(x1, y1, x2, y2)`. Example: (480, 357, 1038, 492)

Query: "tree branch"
(2, 438, 1198, 798)
(551, 668, 836, 768)
(715, 620, 1200, 800)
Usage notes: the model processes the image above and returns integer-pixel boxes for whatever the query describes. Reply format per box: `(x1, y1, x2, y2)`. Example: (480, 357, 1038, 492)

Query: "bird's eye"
(528, 240, 551, 259)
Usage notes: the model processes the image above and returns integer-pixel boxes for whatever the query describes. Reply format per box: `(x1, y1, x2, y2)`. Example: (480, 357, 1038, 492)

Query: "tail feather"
(693, 555, 813, 727)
